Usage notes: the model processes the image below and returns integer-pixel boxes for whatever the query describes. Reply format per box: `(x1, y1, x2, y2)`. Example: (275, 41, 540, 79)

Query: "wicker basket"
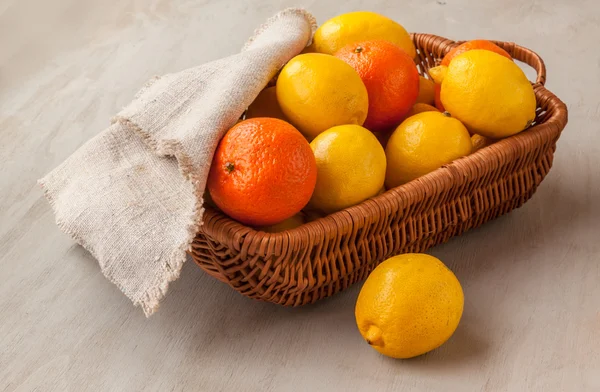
(190, 33, 568, 306)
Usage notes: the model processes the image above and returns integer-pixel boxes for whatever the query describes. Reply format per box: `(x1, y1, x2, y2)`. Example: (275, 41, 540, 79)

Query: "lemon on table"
(309, 125, 386, 213)
(311, 11, 416, 59)
(355, 253, 464, 359)
(385, 111, 472, 188)
(246, 87, 288, 121)
(429, 50, 537, 139)
(276, 53, 369, 140)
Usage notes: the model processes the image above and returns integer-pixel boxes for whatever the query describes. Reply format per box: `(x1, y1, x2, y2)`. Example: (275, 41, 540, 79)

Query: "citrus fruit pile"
(205, 11, 537, 360)
(208, 11, 537, 229)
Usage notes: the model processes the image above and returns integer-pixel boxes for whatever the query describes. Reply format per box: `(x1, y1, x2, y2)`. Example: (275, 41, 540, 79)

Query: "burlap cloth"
(39, 9, 316, 316)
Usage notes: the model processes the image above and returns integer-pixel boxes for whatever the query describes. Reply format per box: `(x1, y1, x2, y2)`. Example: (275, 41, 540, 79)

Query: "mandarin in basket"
(335, 40, 419, 132)
(207, 118, 317, 226)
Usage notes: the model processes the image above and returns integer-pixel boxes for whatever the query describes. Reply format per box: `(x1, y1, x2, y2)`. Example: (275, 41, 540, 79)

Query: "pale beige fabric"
(39, 9, 316, 316)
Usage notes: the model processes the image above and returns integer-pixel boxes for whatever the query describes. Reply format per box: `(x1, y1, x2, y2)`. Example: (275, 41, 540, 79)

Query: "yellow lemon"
(355, 253, 464, 359)
(258, 213, 305, 233)
(416, 76, 436, 105)
(385, 111, 472, 188)
(406, 103, 439, 117)
(276, 53, 369, 140)
(309, 125, 386, 213)
(311, 11, 416, 59)
(429, 50, 536, 139)
(246, 87, 289, 121)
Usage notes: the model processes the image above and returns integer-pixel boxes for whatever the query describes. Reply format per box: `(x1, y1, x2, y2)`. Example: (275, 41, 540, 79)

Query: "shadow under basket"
(190, 33, 568, 306)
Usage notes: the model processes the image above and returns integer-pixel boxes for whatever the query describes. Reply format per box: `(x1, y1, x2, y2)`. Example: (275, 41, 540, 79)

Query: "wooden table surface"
(1, 0, 598, 390)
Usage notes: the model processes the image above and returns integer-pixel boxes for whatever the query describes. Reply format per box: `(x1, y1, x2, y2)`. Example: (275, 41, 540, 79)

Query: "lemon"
(246, 87, 288, 121)
(276, 53, 369, 140)
(309, 125, 386, 213)
(385, 111, 472, 188)
(429, 50, 537, 139)
(259, 213, 305, 233)
(416, 76, 436, 105)
(311, 11, 416, 59)
(355, 253, 464, 359)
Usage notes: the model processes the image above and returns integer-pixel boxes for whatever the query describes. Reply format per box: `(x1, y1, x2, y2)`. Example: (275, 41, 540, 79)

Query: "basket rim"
(197, 34, 568, 252)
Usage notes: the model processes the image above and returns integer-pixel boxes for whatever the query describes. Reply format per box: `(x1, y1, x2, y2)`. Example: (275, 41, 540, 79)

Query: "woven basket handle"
(411, 33, 547, 86)
(493, 41, 547, 86)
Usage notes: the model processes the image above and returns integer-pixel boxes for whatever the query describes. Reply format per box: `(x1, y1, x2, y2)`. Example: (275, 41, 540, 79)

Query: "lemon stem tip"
(365, 325, 384, 347)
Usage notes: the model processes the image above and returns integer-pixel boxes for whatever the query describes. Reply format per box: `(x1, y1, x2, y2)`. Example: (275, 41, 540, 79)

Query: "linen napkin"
(39, 8, 316, 316)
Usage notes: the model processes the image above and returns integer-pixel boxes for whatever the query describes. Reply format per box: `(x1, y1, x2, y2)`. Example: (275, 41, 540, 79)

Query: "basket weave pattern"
(190, 34, 568, 306)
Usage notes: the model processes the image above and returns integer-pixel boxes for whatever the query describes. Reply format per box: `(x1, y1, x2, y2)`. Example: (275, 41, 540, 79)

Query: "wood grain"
(1, 0, 599, 391)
